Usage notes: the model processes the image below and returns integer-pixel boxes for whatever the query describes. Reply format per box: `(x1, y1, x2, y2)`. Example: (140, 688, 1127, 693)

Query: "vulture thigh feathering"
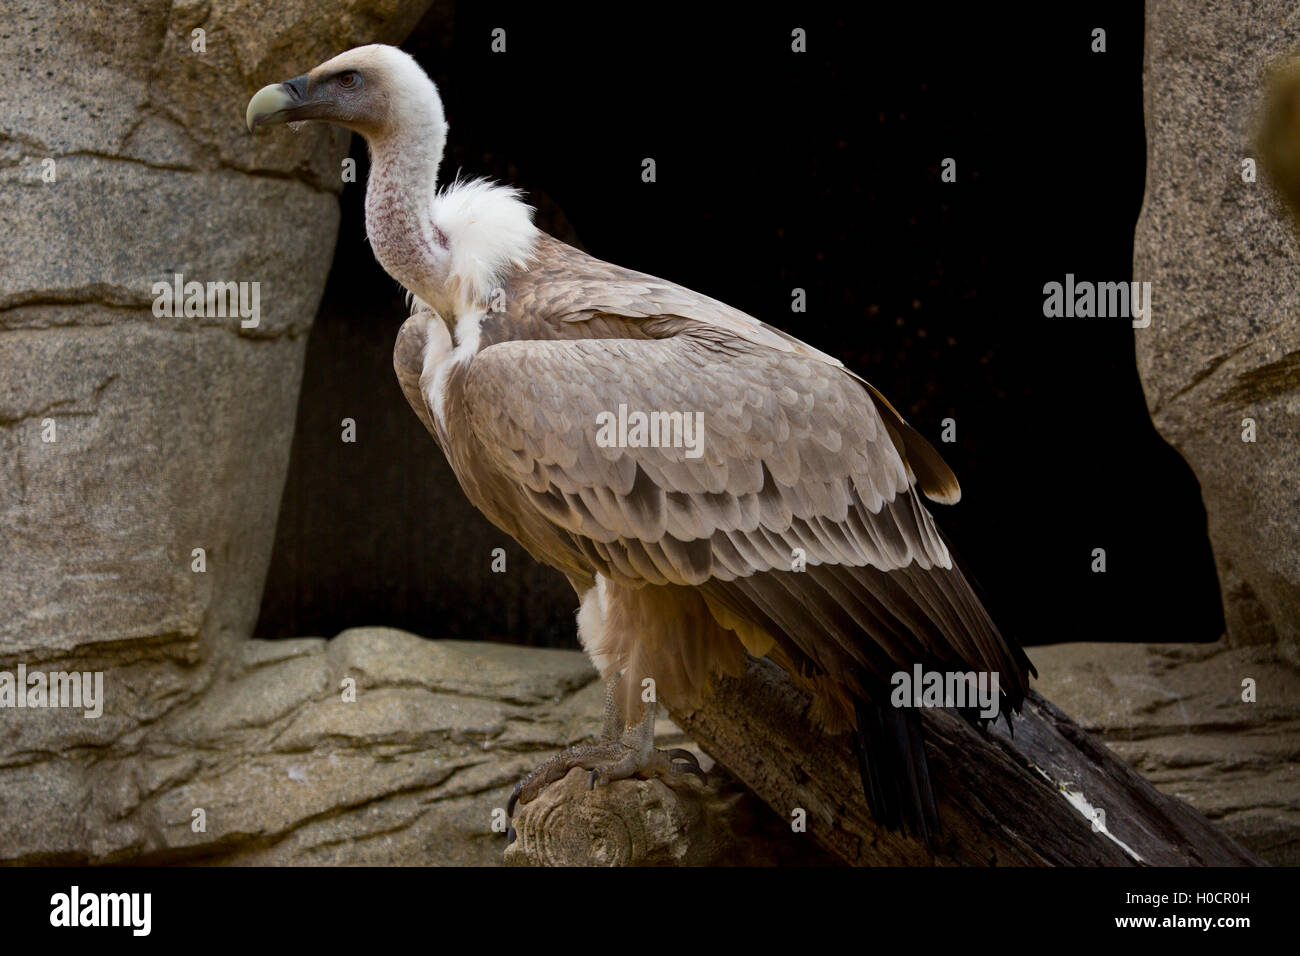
(247, 44, 1035, 848)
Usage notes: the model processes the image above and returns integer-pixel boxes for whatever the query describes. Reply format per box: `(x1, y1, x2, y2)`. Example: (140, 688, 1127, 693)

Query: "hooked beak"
(246, 74, 325, 132)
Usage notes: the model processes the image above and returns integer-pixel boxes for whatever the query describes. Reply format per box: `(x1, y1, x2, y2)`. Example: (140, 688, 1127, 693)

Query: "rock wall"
(0, 628, 823, 865)
(0, 0, 433, 854)
(1133, 0, 1300, 663)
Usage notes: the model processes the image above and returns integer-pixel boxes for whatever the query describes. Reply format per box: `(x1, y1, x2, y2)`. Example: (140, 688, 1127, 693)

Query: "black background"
(7, 864, 1280, 938)
(256, 1, 1226, 648)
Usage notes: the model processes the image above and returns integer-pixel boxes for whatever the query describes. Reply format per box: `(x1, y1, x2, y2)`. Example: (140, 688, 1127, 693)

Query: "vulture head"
(245, 44, 447, 146)
(245, 45, 536, 321)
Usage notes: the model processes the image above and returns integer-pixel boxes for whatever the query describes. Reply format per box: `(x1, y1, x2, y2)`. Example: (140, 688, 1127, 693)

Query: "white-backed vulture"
(247, 44, 1034, 847)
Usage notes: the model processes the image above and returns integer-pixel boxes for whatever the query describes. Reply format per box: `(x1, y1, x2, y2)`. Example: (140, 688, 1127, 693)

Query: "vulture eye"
(338, 71, 359, 89)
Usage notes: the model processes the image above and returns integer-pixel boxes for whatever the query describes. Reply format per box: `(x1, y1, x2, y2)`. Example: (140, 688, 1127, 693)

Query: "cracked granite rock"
(0, 627, 831, 865)
(0, 0, 434, 837)
(1133, 0, 1300, 663)
(1, 0, 433, 664)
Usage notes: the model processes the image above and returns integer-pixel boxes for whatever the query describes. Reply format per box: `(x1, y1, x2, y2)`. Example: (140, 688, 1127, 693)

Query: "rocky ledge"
(1, 628, 1290, 866)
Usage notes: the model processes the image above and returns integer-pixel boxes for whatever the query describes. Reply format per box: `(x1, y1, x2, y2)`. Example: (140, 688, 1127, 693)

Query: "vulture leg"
(597, 674, 623, 741)
(584, 699, 707, 789)
(505, 682, 705, 842)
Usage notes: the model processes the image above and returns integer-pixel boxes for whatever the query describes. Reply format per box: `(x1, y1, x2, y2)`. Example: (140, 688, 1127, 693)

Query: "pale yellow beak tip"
(246, 83, 294, 133)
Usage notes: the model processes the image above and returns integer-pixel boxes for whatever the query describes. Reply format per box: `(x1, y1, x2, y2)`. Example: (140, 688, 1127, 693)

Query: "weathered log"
(659, 657, 1263, 866)
(504, 655, 1262, 866)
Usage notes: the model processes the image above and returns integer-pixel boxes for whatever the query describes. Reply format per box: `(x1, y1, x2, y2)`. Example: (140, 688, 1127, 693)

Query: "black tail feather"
(853, 696, 939, 850)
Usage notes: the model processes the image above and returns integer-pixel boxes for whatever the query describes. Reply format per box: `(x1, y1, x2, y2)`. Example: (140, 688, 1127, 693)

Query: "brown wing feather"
(457, 326, 1030, 729)
(510, 235, 961, 505)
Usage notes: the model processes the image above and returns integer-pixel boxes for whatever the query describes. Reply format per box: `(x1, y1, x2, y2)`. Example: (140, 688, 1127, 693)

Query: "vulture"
(247, 44, 1034, 847)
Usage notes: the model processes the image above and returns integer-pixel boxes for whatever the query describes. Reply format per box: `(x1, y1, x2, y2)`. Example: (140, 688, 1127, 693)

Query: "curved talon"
(588, 769, 600, 790)
(506, 781, 522, 818)
(664, 748, 701, 769)
(675, 762, 708, 785)
(663, 747, 707, 784)
(506, 825, 517, 844)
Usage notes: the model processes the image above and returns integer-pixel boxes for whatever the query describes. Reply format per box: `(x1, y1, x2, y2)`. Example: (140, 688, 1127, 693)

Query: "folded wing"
(459, 328, 1031, 721)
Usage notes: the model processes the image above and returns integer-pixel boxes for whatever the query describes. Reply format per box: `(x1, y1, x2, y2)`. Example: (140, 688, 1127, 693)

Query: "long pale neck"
(363, 111, 450, 308)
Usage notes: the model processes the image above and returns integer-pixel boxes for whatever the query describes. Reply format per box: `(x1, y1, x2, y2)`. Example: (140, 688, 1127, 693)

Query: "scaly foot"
(505, 688, 706, 842)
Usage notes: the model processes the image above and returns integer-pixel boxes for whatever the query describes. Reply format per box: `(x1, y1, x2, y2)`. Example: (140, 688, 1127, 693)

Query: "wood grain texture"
(664, 657, 1263, 866)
